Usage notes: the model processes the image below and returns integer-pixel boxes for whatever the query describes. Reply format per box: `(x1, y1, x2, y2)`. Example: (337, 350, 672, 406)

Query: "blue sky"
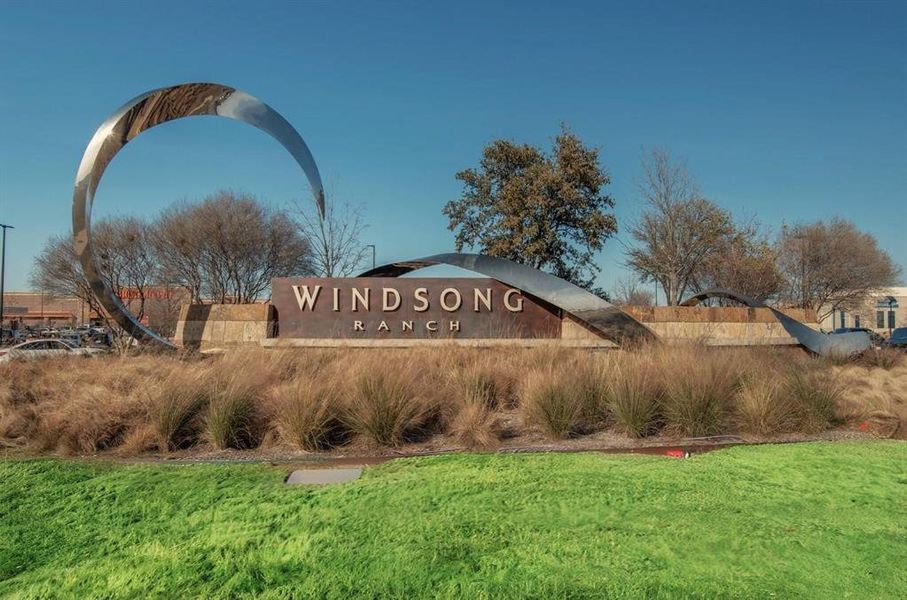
(1, 0, 904, 292)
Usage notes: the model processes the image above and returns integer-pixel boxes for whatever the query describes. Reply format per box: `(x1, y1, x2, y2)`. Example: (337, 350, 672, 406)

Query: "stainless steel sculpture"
(681, 288, 871, 356)
(72, 83, 325, 347)
(361, 253, 658, 346)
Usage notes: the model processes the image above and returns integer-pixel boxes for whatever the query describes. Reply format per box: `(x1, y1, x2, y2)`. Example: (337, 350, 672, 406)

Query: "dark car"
(886, 327, 907, 349)
(832, 327, 887, 347)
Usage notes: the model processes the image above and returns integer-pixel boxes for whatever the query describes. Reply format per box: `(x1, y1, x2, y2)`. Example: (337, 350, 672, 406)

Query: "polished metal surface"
(72, 82, 325, 347)
(360, 253, 658, 346)
(681, 288, 871, 356)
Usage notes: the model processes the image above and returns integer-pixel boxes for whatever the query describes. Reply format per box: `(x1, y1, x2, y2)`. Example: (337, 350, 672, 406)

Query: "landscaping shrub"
(570, 357, 609, 429)
(448, 401, 500, 450)
(605, 352, 662, 437)
(41, 391, 140, 454)
(269, 380, 346, 451)
(832, 363, 907, 438)
(520, 367, 585, 439)
(204, 370, 264, 450)
(442, 360, 508, 449)
(146, 370, 209, 451)
(658, 348, 741, 437)
(734, 375, 799, 435)
(2, 344, 900, 453)
(344, 359, 434, 446)
(785, 369, 845, 432)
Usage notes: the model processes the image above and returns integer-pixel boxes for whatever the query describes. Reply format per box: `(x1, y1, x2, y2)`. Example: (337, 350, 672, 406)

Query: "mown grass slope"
(1, 441, 905, 599)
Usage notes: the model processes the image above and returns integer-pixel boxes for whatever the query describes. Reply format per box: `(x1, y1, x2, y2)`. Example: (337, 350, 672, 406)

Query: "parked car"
(59, 331, 83, 348)
(0, 339, 106, 363)
(885, 327, 907, 350)
(1, 328, 26, 345)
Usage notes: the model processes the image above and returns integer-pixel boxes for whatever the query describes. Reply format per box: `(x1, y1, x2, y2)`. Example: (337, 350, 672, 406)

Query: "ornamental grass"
(0, 344, 903, 455)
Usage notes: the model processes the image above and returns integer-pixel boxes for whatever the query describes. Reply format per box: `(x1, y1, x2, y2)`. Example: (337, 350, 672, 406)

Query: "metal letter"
(291, 285, 321, 311)
(474, 288, 492, 312)
(351, 288, 370, 312)
(440, 288, 462, 312)
(503, 289, 524, 312)
(414, 288, 430, 312)
(382, 288, 401, 311)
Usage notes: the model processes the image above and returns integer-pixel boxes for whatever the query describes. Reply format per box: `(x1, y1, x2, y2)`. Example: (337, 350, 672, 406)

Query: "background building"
(1, 292, 96, 328)
(2, 287, 186, 337)
(817, 287, 906, 335)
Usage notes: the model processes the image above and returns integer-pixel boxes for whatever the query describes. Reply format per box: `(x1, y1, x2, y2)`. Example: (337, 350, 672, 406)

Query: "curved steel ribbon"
(72, 82, 325, 347)
(681, 288, 871, 356)
(360, 253, 657, 346)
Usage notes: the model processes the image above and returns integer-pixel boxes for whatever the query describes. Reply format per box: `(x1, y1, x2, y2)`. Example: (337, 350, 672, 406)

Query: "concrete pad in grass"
(286, 468, 362, 485)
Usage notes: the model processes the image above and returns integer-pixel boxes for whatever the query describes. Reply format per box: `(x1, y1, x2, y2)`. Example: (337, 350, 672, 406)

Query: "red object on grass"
(858, 421, 871, 432)
(664, 449, 686, 459)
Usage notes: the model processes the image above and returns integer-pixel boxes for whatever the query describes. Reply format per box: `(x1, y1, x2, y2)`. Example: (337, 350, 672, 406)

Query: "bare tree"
(612, 276, 654, 306)
(30, 216, 159, 352)
(693, 222, 785, 302)
(31, 233, 101, 317)
(149, 206, 205, 304)
(151, 191, 312, 303)
(292, 195, 369, 277)
(94, 217, 157, 323)
(627, 148, 735, 305)
(777, 218, 901, 321)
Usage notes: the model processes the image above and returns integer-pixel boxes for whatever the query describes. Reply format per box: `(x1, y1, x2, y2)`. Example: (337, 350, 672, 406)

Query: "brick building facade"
(2, 287, 187, 337)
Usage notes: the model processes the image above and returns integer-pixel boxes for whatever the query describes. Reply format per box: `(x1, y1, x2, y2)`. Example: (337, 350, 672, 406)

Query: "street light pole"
(0, 223, 13, 339)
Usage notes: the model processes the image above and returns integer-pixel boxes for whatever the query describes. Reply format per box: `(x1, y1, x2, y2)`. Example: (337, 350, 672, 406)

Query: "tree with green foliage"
(443, 126, 617, 290)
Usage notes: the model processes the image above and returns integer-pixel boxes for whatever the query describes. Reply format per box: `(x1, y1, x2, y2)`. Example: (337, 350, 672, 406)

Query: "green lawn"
(0, 442, 905, 599)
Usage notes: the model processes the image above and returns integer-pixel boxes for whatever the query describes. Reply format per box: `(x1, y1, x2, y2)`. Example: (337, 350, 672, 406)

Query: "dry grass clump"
(204, 369, 266, 450)
(783, 369, 845, 433)
(2, 343, 903, 454)
(343, 356, 436, 447)
(144, 369, 210, 451)
(39, 390, 143, 454)
(604, 352, 662, 438)
(520, 366, 587, 439)
(734, 376, 799, 435)
(442, 357, 515, 450)
(448, 401, 500, 450)
(269, 379, 345, 451)
(857, 348, 904, 370)
(658, 348, 743, 437)
(830, 362, 907, 438)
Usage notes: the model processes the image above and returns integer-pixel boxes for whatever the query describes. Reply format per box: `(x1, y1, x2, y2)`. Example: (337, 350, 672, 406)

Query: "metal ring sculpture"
(681, 288, 871, 356)
(72, 83, 325, 347)
(360, 253, 657, 346)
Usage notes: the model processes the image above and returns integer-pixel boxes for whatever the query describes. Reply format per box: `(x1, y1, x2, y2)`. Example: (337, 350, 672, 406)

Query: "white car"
(0, 339, 106, 363)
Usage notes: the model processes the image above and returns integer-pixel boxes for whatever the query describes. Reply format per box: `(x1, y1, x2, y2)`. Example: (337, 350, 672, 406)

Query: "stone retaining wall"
(620, 306, 817, 347)
(174, 304, 274, 350)
(174, 304, 818, 349)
